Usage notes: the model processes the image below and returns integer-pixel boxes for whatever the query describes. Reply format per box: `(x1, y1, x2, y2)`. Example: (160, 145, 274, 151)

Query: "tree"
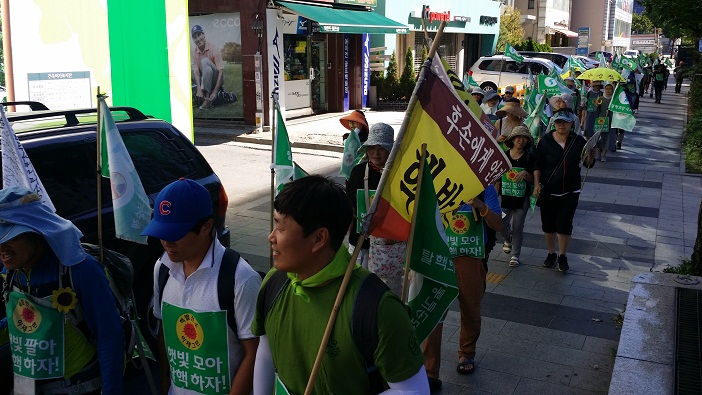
(381, 51, 400, 101)
(631, 13, 654, 34)
(639, 0, 702, 42)
(399, 47, 415, 100)
(496, 7, 524, 52)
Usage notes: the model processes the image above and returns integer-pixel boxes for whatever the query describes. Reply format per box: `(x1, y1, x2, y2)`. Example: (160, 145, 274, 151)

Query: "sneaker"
(601, 157, 607, 162)
(557, 254, 569, 272)
(228, 92, 238, 103)
(509, 256, 520, 267)
(543, 252, 557, 268)
(428, 377, 442, 393)
(616, 142, 622, 150)
(502, 241, 512, 254)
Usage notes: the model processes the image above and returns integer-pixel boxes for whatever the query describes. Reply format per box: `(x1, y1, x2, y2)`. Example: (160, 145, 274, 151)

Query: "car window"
(479, 59, 503, 71)
(528, 62, 550, 75)
(121, 130, 204, 194)
(503, 61, 528, 74)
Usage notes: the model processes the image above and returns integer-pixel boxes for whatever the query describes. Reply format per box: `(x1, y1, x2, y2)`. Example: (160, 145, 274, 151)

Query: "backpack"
(156, 248, 241, 333)
(257, 270, 392, 394)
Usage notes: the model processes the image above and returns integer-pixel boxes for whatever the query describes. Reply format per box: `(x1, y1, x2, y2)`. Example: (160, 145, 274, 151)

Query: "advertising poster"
(189, 14, 243, 119)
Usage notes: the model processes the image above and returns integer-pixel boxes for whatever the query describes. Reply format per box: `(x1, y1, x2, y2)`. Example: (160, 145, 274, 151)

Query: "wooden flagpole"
(400, 144, 428, 303)
(270, 94, 277, 268)
(95, 87, 105, 263)
(304, 23, 447, 395)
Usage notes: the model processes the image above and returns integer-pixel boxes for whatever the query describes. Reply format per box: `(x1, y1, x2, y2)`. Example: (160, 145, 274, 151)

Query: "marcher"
(565, 77, 581, 110)
(581, 81, 604, 139)
(674, 60, 686, 94)
(253, 175, 428, 394)
(471, 87, 484, 105)
(501, 85, 516, 105)
(423, 185, 502, 386)
(339, 109, 369, 143)
(346, 123, 405, 290)
(480, 90, 501, 122)
(494, 98, 527, 143)
(191, 24, 237, 110)
(498, 127, 535, 267)
(0, 187, 123, 394)
(144, 178, 261, 395)
(533, 108, 597, 272)
(652, 64, 667, 103)
(595, 83, 615, 162)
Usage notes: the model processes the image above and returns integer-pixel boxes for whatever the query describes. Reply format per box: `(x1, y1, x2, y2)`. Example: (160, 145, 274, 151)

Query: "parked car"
(468, 55, 558, 92)
(515, 51, 570, 69)
(0, 104, 230, 394)
(573, 55, 600, 69)
(623, 49, 640, 58)
(589, 51, 614, 63)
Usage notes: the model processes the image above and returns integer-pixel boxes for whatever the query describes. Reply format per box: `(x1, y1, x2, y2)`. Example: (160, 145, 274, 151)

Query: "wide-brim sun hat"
(552, 109, 576, 123)
(471, 87, 484, 96)
(0, 223, 38, 244)
(496, 101, 528, 118)
(339, 110, 368, 131)
(358, 122, 394, 156)
(504, 126, 534, 148)
(548, 93, 573, 109)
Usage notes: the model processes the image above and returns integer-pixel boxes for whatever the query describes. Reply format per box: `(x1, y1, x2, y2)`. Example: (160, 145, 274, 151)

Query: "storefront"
(374, 0, 501, 79)
(266, 1, 409, 117)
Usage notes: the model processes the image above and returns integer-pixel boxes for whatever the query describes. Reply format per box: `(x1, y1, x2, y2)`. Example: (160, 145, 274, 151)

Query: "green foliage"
(496, 7, 524, 52)
(515, 39, 552, 53)
(662, 259, 699, 275)
(399, 47, 415, 100)
(381, 51, 401, 101)
(370, 70, 383, 87)
(684, 63, 702, 173)
(632, 13, 654, 34)
(221, 42, 241, 63)
(421, 45, 429, 64)
(639, 0, 702, 41)
(0, 32, 4, 88)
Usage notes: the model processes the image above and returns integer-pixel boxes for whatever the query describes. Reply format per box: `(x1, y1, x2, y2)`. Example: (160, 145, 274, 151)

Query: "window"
(479, 60, 503, 72)
(284, 34, 309, 81)
(528, 62, 551, 75)
(503, 61, 528, 74)
(528, 0, 534, 9)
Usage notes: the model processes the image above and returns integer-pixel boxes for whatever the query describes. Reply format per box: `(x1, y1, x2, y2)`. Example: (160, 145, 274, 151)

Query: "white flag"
(1, 106, 56, 211)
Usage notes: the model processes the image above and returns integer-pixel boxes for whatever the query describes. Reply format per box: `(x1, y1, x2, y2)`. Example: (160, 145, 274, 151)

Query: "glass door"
(311, 36, 327, 112)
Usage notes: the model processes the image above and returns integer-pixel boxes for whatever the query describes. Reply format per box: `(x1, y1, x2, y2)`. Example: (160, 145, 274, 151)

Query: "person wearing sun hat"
(580, 80, 604, 139)
(143, 178, 261, 395)
(498, 126, 535, 267)
(495, 98, 528, 143)
(533, 108, 597, 273)
(471, 87, 485, 105)
(501, 85, 516, 104)
(346, 123, 403, 286)
(339, 109, 369, 143)
(480, 90, 501, 121)
(0, 187, 123, 394)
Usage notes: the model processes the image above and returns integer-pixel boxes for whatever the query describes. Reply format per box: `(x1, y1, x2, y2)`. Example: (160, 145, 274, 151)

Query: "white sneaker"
(509, 256, 520, 267)
(502, 241, 512, 254)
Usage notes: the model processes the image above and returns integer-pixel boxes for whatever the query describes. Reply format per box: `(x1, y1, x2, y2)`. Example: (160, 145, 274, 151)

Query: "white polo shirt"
(153, 238, 261, 394)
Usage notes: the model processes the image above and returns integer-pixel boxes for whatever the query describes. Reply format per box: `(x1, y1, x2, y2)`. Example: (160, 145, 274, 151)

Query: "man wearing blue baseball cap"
(0, 187, 123, 394)
(191, 24, 237, 110)
(144, 178, 260, 395)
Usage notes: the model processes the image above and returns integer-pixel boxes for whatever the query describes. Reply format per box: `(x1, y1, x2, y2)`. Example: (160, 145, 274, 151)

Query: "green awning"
(277, 2, 409, 34)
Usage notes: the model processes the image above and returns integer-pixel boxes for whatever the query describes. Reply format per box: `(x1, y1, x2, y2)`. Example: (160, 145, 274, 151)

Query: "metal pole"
(2, 0, 15, 105)
(95, 88, 105, 263)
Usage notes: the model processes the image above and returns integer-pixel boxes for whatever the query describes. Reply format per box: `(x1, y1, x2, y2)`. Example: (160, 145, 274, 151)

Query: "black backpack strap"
(218, 248, 240, 333)
(256, 270, 290, 325)
(156, 262, 170, 312)
(352, 273, 391, 394)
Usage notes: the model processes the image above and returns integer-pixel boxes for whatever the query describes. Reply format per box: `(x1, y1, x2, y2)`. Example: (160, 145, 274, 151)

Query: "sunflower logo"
(176, 313, 204, 350)
(450, 213, 470, 234)
(13, 298, 42, 334)
(50, 287, 78, 313)
(505, 169, 519, 182)
(596, 117, 606, 126)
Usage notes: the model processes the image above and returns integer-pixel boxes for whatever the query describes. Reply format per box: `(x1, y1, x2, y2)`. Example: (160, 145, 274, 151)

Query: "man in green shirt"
(252, 176, 427, 394)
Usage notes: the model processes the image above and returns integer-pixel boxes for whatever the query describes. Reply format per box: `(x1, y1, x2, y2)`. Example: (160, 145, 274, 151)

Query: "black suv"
(0, 104, 230, 393)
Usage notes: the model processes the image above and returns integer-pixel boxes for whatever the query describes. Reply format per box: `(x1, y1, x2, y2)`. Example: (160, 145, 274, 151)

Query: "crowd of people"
(0, 52, 676, 395)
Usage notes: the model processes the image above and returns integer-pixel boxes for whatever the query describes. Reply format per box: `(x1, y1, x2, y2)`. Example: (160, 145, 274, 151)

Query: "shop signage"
(577, 27, 590, 55)
(362, 34, 370, 108)
(632, 39, 655, 45)
(421, 5, 450, 24)
(337, 0, 377, 6)
(454, 16, 470, 23)
(343, 35, 350, 111)
(479, 16, 497, 26)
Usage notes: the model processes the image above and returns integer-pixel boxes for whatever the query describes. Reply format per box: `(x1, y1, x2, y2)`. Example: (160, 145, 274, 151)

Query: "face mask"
(352, 128, 360, 134)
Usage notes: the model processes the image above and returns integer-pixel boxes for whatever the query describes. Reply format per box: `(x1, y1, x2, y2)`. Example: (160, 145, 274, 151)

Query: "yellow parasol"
(576, 67, 625, 82)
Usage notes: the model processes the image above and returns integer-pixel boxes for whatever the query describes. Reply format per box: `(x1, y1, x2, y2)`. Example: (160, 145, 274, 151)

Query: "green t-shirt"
(253, 268, 424, 394)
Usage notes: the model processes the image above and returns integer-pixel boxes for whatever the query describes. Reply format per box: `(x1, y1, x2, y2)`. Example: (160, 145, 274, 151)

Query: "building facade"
(569, 0, 633, 54)
(374, 0, 501, 82)
(513, 0, 576, 50)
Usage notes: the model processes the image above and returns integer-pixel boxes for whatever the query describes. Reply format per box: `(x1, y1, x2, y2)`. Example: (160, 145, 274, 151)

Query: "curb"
(233, 134, 344, 153)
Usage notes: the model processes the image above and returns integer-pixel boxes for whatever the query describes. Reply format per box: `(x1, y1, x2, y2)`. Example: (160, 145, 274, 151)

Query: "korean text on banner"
(0, 106, 56, 211)
(608, 84, 636, 132)
(406, 158, 458, 343)
(99, 98, 150, 244)
(365, 56, 510, 241)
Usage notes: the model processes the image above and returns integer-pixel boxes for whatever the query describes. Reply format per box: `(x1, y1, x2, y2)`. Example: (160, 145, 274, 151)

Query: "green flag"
(569, 56, 587, 72)
(611, 54, 621, 71)
(406, 158, 458, 343)
(339, 130, 362, 180)
(273, 103, 294, 193)
(462, 73, 480, 90)
(608, 84, 636, 132)
(621, 57, 637, 71)
(665, 58, 673, 68)
(293, 161, 308, 180)
(99, 98, 150, 244)
(596, 52, 607, 67)
(525, 92, 547, 140)
(537, 74, 572, 95)
(504, 43, 524, 63)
